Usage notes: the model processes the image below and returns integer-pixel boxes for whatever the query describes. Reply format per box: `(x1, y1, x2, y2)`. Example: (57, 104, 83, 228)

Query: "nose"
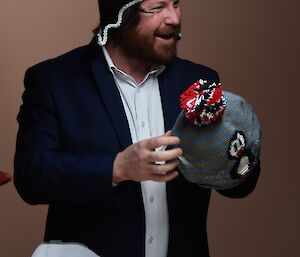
(164, 5, 181, 26)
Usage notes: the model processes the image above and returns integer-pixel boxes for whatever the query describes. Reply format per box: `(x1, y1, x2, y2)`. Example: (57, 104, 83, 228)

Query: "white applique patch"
(229, 132, 246, 158)
(237, 155, 250, 176)
(228, 131, 253, 178)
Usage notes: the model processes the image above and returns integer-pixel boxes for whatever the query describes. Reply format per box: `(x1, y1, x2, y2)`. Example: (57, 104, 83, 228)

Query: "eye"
(173, 0, 180, 8)
(234, 143, 238, 152)
(150, 5, 164, 12)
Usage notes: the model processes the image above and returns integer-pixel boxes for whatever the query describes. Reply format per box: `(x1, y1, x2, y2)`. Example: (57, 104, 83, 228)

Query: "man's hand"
(113, 131, 182, 184)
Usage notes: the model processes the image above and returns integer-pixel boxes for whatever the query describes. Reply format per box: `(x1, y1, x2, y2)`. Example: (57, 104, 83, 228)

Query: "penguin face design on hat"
(228, 131, 255, 179)
(229, 131, 246, 159)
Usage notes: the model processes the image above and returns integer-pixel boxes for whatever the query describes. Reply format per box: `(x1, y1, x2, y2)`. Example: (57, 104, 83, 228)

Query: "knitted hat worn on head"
(97, 0, 143, 46)
(172, 79, 261, 190)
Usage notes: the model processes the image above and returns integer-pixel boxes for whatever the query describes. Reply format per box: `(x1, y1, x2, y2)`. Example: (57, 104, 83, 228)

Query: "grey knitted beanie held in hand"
(172, 79, 261, 190)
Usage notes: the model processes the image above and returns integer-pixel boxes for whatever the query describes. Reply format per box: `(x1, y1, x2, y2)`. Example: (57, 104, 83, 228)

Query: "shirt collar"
(102, 46, 166, 79)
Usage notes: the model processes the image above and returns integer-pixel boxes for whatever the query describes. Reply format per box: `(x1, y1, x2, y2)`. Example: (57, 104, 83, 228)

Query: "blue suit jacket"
(14, 39, 260, 257)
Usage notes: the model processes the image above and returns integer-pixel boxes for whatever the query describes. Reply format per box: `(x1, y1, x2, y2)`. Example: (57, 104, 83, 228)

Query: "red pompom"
(180, 79, 226, 126)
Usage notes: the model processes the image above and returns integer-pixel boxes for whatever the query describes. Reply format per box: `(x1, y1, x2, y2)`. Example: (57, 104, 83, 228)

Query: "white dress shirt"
(102, 46, 169, 257)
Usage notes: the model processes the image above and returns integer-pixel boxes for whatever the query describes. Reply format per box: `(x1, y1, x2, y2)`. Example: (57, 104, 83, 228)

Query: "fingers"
(114, 132, 182, 183)
(141, 133, 180, 150)
(150, 170, 179, 182)
(150, 159, 181, 175)
(149, 148, 183, 163)
(164, 130, 172, 136)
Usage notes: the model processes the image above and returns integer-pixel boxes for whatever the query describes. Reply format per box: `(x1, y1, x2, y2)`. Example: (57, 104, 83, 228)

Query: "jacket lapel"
(159, 61, 183, 131)
(90, 43, 132, 150)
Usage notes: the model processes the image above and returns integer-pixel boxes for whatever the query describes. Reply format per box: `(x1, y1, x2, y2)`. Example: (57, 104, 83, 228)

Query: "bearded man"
(14, 1, 260, 257)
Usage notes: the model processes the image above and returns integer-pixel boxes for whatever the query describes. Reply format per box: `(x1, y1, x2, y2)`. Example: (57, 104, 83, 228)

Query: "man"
(14, 1, 260, 257)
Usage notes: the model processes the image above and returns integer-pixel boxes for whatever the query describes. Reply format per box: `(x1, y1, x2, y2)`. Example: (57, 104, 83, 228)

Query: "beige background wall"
(0, 0, 299, 256)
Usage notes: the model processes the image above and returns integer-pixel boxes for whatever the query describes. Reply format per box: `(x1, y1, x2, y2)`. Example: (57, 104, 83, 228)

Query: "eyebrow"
(145, 1, 164, 5)
(145, 0, 177, 5)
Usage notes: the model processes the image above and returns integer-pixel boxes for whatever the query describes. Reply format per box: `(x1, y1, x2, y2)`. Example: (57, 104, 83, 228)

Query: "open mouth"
(155, 31, 181, 41)
(156, 34, 175, 40)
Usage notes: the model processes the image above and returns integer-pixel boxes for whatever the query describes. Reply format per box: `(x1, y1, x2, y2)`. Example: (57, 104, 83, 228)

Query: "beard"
(119, 24, 181, 65)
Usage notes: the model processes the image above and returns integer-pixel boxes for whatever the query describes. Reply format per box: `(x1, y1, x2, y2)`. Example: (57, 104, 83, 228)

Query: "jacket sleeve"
(14, 67, 117, 206)
(217, 161, 261, 198)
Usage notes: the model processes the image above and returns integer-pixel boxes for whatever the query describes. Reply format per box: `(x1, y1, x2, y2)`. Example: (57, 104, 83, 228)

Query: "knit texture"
(172, 91, 261, 190)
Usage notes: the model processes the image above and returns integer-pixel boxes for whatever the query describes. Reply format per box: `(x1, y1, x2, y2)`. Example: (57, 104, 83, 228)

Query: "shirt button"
(141, 121, 145, 127)
(150, 196, 154, 203)
(137, 88, 141, 93)
(148, 236, 153, 244)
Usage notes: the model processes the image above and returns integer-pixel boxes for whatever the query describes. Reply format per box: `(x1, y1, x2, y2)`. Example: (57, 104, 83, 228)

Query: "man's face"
(121, 0, 181, 65)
